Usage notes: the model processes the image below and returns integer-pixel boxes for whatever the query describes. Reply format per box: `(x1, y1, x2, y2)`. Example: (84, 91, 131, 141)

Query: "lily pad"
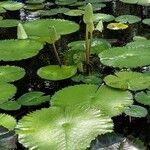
(0, 114, 16, 130)
(107, 23, 128, 30)
(16, 106, 113, 150)
(99, 47, 150, 68)
(93, 13, 115, 22)
(124, 105, 148, 118)
(64, 9, 84, 16)
(0, 101, 21, 111)
(37, 65, 77, 81)
(104, 71, 150, 91)
(126, 40, 150, 48)
(0, 83, 17, 104)
(0, 19, 19, 28)
(115, 15, 141, 24)
(17, 91, 50, 106)
(135, 91, 150, 105)
(51, 84, 133, 117)
(55, 0, 77, 5)
(0, 7, 6, 13)
(0, 66, 25, 82)
(0, 39, 43, 61)
(133, 36, 147, 41)
(142, 18, 150, 26)
(120, 0, 150, 6)
(23, 19, 79, 43)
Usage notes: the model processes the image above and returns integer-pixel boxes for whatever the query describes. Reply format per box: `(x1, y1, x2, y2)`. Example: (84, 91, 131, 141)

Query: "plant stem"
(52, 43, 62, 67)
(85, 25, 89, 65)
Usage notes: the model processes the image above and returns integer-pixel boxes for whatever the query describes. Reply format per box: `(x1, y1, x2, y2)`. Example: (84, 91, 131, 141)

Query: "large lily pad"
(104, 71, 150, 91)
(126, 40, 150, 48)
(37, 65, 77, 81)
(0, 114, 16, 130)
(16, 106, 113, 150)
(135, 91, 150, 105)
(99, 47, 150, 68)
(0, 66, 25, 82)
(23, 19, 79, 43)
(0, 83, 17, 104)
(0, 39, 43, 61)
(51, 84, 133, 117)
(120, 0, 150, 6)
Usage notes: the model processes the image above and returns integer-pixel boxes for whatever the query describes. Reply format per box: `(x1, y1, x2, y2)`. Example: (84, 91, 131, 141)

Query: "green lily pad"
(124, 105, 148, 118)
(0, 83, 17, 104)
(93, 13, 115, 22)
(23, 19, 79, 43)
(0, 114, 16, 130)
(99, 47, 150, 68)
(0, 19, 20, 28)
(0, 7, 6, 13)
(135, 91, 150, 105)
(115, 15, 141, 24)
(107, 23, 128, 30)
(64, 9, 84, 16)
(133, 36, 147, 41)
(142, 18, 150, 26)
(17, 91, 50, 106)
(26, 0, 46, 4)
(0, 66, 25, 82)
(120, 0, 150, 6)
(25, 4, 44, 10)
(51, 84, 133, 117)
(55, 0, 77, 5)
(0, 101, 21, 111)
(104, 71, 150, 91)
(0, 39, 43, 61)
(126, 40, 150, 48)
(37, 65, 77, 81)
(16, 106, 113, 150)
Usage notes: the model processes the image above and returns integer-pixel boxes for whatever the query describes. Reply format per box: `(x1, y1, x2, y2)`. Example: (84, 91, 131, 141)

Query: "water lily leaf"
(23, 19, 79, 43)
(135, 91, 150, 106)
(17, 91, 50, 106)
(0, 101, 21, 111)
(120, 0, 150, 6)
(16, 106, 113, 150)
(0, 39, 43, 61)
(37, 65, 77, 81)
(51, 84, 133, 117)
(115, 15, 141, 24)
(93, 13, 115, 22)
(26, 0, 46, 4)
(0, 114, 16, 130)
(0, 83, 17, 104)
(0, 7, 6, 13)
(55, 0, 77, 5)
(104, 71, 150, 91)
(68, 38, 111, 55)
(133, 36, 147, 41)
(0, 19, 19, 28)
(25, 4, 44, 10)
(142, 18, 150, 26)
(0, 65, 25, 82)
(64, 9, 84, 16)
(99, 47, 150, 68)
(107, 23, 128, 30)
(126, 40, 150, 48)
(124, 105, 148, 118)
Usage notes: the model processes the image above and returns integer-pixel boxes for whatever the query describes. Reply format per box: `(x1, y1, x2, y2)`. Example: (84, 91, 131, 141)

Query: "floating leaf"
(135, 91, 150, 106)
(107, 23, 128, 30)
(142, 18, 150, 25)
(93, 13, 115, 22)
(104, 71, 150, 91)
(23, 19, 79, 43)
(17, 91, 50, 106)
(126, 40, 150, 48)
(0, 19, 19, 28)
(64, 9, 84, 16)
(51, 84, 133, 117)
(37, 65, 77, 81)
(120, 0, 150, 6)
(0, 83, 17, 104)
(124, 105, 148, 118)
(0, 65, 25, 82)
(115, 15, 141, 24)
(16, 106, 113, 150)
(99, 47, 150, 68)
(0, 39, 43, 61)
(133, 36, 147, 41)
(0, 114, 16, 130)
(0, 101, 21, 111)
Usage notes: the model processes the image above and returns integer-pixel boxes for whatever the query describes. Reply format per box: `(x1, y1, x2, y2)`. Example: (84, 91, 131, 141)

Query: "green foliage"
(0, 19, 19, 28)
(124, 105, 148, 118)
(64, 9, 84, 16)
(120, 0, 150, 6)
(16, 106, 113, 150)
(37, 65, 77, 81)
(142, 18, 150, 26)
(17, 91, 50, 106)
(0, 114, 16, 130)
(107, 23, 128, 30)
(51, 84, 133, 117)
(104, 71, 150, 91)
(93, 13, 115, 22)
(17, 23, 28, 40)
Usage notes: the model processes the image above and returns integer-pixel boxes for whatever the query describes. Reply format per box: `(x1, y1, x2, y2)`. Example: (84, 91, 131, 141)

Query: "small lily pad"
(107, 23, 128, 30)
(142, 18, 150, 26)
(120, 0, 150, 6)
(37, 65, 77, 81)
(0, 66, 25, 82)
(64, 9, 84, 16)
(0, 114, 16, 130)
(17, 91, 50, 106)
(104, 71, 150, 91)
(93, 13, 115, 22)
(124, 105, 148, 118)
(135, 91, 150, 106)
